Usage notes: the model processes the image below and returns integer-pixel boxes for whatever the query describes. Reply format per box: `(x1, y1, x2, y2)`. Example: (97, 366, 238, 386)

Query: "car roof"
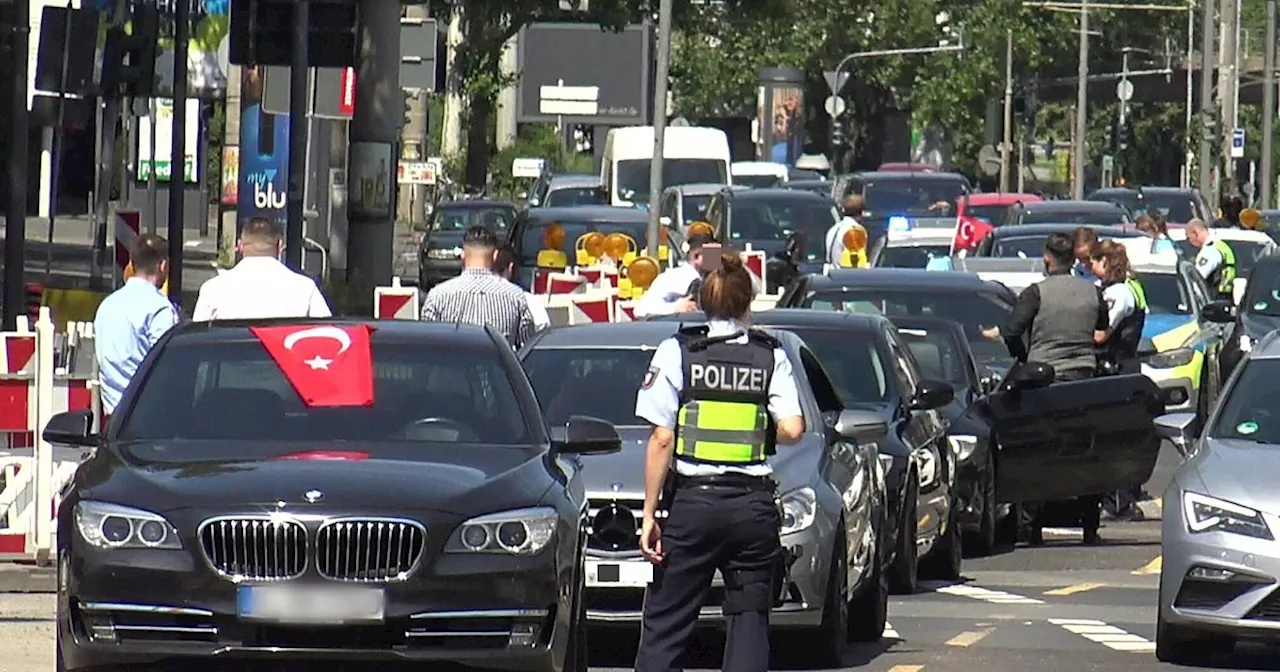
(726, 188, 831, 202)
(1167, 227, 1273, 242)
(547, 174, 600, 187)
(853, 171, 967, 182)
(785, 179, 829, 187)
(522, 320, 817, 350)
(438, 199, 516, 209)
(990, 223, 1138, 238)
(1015, 200, 1124, 212)
(665, 183, 727, 196)
(523, 206, 650, 222)
(809, 268, 1009, 293)
(169, 317, 504, 348)
(964, 193, 1042, 205)
(647, 308, 889, 332)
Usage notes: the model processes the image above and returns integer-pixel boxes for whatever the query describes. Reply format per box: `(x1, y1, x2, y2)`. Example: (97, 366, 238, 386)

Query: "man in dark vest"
(1001, 232, 1110, 545)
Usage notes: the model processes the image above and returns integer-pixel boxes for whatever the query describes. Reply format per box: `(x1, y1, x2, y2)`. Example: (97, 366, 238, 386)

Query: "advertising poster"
(94, 0, 232, 94)
(136, 99, 201, 183)
(236, 66, 290, 230)
(220, 145, 239, 205)
(350, 142, 393, 219)
(768, 85, 804, 166)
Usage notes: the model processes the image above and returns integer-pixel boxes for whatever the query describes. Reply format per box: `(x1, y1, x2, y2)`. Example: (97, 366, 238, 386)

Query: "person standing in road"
(1136, 213, 1176, 254)
(1186, 218, 1238, 303)
(1212, 194, 1244, 228)
(633, 251, 806, 672)
(420, 225, 536, 348)
(825, 195, 867, 268)
(1001, 232, 1110, 546)
(94, 234, 180, 417)
(1071, 227, 1100, 282)
(632, 231, 719, 317)
(494, 244, 551, 331)
(192, 217, 332, 321)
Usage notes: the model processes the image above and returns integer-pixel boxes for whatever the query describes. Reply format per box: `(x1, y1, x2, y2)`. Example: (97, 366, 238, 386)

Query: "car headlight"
(1240, 334, 1255, 352)
(74, 501, 182, 550)
(426, 247, 461, 260)
(915, 448, 939, 489)
(448, 507, 558, 555)
(1147, 347, 1196, 369)
(1183, 492, 1273, 540)
(780, 487, 817, 535)
(947, 434, 978, 463)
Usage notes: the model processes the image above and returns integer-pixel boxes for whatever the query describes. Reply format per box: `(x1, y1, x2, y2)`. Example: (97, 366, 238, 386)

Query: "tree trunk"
(464, 92, 494, 189)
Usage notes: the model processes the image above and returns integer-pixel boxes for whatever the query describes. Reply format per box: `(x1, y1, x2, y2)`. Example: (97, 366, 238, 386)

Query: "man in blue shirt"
(94, 234, 180, 415)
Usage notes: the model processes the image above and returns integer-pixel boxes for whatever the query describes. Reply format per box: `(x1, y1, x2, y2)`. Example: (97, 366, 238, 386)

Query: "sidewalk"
(0, 215, 220, 258)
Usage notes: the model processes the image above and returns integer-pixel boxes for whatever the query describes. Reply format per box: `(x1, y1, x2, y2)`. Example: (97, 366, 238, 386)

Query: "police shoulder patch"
(642, 367, 660, 389)
(1105, 297, 1115, 311)
(1197, 255, 1211, 266)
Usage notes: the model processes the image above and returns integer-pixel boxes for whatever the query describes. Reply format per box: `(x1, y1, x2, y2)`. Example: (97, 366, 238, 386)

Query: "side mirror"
(1002, 361, 1056, 391)
(908, 379, 954, 411)
(43, 410, 96, 447)
(834, 410, 889, 444)
(518, 191, 529, 200)
(527, 197, 540, 207)
(551, 415, 622, 455)
(1201, 300, 1235, 324)
(1154, 412, 1197, 455)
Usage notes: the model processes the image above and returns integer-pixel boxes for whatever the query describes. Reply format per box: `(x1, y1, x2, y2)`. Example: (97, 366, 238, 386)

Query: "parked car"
(417, 199, 517, 288)
(1002, 200, 1131, 227)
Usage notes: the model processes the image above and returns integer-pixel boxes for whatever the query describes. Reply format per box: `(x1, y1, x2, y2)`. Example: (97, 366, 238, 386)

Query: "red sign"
(251, 325, 375, 408)
(339, 67, 356, 117)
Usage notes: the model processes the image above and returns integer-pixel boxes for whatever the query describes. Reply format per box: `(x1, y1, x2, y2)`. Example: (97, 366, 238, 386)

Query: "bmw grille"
(198, 516, 426, 582)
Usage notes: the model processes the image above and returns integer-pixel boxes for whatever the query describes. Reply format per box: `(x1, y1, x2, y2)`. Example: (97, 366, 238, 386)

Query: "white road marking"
(884, 621, 901, 640)
(933, 584, 1044, 604)
(1049, 618, 1156, 652)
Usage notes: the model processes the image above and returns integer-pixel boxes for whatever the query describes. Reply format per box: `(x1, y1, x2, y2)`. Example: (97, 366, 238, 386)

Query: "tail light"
(954, 216, 993, 251)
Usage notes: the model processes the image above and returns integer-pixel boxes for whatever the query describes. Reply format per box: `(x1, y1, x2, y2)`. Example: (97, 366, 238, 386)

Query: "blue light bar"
(888, 216, 912, 233)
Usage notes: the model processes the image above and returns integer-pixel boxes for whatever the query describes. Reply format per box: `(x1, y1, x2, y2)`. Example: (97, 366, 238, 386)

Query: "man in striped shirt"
(420, 225, 536, 348)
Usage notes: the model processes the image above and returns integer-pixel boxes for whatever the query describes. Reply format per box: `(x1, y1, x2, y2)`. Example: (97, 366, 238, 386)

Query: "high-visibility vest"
(1208, 239, 1237, 297)
(1124, 277, 1148, 311)
(673, 328, 776, 465)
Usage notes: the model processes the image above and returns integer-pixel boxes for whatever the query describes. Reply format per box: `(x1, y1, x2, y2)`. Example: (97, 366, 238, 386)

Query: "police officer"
(634, 250, 806, 672)
(633, 231, 719, 317)
(1089, 240, 1148, 374)
(1186, 218, 1238, 303)
(1001, 232, 1110, 546)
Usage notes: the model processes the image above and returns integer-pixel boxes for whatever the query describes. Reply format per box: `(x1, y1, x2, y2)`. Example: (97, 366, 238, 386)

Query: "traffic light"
(401, 88, 413, 130)
(23, 284, 43, 321)
(229, 0, 359, 68)
(1117, 120, 1133, 152)
(100, 4, 158, 98)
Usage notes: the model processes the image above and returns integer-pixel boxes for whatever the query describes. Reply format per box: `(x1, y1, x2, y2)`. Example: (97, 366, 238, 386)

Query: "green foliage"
(489, 124, 593, 198)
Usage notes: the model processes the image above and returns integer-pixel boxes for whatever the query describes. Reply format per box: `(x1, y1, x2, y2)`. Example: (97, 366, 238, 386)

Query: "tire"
(800, 532, 850, 667)
(848, 528, 888, 643)
(921, 504, 962, 581)
(888, 475, 920, 595)
(564, 580, 588, 672)
(963, 449, 998, 558)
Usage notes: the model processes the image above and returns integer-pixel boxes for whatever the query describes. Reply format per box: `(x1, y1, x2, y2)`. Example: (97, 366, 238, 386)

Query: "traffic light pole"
(3, 0, 31, 329)
(285, 0, 309, 271)
(168, 0, 190, 303)
(89, 0, 134, 290)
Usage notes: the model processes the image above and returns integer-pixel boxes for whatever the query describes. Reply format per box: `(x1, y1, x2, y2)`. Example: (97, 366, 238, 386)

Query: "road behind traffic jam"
(0, 491, 1261, 671)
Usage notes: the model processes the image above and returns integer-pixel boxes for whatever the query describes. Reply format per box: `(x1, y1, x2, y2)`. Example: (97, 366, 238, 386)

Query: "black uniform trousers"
(1018, 367, 1102, 542)
(634, 481, 781, 672)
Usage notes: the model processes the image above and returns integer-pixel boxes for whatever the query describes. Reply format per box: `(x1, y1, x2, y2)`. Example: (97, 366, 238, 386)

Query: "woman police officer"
(633, 250, 806, 672)
(1089, 240, 1148, 374)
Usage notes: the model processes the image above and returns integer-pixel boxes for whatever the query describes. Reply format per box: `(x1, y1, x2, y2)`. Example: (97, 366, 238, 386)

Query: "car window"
(705, 198, 724, 230)
(520, 218, 648, 267)
(963, 204, 1011, 223)
(784, 327, 889, 404)
(798, 347, 843, 413)
(1140, 193, 1197, 223)
(1242, 261, 1280, 316)
(522, 348, 651, 427)
(682, 194, 713, 225)
(544, 187, 605, 207)
(1133, 272, 1190, 315)
(895, 326, 969, 388)
(1177, 239, 1275, 278)
(884, 332, 920, 393)
(859, 180, 968, 217)
(878, 245, 952, 269)
(733, 174, 782, 189)
(432, 207, 515, 232)
(120, 340, 531, 450)
(615, 159, 727, 203)
(729, 200, 837, 262)
(1211, 359, 1280, 443)
(1015, 209, 1126, 225)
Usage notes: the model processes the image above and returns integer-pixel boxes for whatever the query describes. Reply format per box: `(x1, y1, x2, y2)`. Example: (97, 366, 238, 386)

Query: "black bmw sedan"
(45, 319, 618, 671)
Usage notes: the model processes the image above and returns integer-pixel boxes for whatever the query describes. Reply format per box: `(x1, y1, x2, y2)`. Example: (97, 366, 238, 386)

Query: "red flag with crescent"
(250, 325, 375, 407)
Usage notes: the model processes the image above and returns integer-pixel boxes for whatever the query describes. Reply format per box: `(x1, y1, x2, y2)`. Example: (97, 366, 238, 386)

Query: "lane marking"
(946, 627, 995, 647)
(887, 666, 924, 672)
(1049, 618, 1156, 653)
(1043, 582, 1107, 596)
(1042, 527, 1082, 537)
(934, 584, 1044, 604)
(885, 621, 901, 640)
(1133, 556, 1162, 575)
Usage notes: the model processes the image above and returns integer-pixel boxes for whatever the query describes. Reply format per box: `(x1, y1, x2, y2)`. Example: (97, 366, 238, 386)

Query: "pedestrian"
(1001, 232, 1109, 545)
(1186, 218, 1238, 303)
(192, 216, 332, 321)
(633, 249, 806, 672)
(632, 231, 719, 317)
(1071, 226, 1100, 282)
(824, 195, 868, 268)
(420, 225, 536, 348)
(1136, 212, 1176, 254)
(94, 234, 180, 418)
(1212, 194, 1244, 228)
(494, 243, 551, 331)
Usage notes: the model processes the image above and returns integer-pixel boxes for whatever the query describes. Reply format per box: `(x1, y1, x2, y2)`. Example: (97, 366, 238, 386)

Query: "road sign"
(823, 96, 846, 117)
(538, 80, 600, 116)
(1116, 79, 1133, 102)
(512, 157, 546, 178)
(1232, 127, 1246, 158)
(823, 70, 849, 95)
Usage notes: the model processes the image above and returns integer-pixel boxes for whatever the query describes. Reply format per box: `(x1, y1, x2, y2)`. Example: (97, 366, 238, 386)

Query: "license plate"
(585, 559, 653, 587)
(237, 585, 386, 624)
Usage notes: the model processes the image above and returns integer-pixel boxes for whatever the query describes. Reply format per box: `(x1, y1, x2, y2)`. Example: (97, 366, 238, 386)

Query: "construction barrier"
(0, 309, 100, 564)
(374, 277, 421, 320)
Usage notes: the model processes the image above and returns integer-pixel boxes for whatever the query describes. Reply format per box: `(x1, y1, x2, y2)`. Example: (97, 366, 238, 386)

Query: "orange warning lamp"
(604, 232, 637, 265)
(537, 223, 569, 268)
(687, 221, 715, 239)
(123, 261, 170, 295)
(1241, 208, 1263, 230)
(576, 231, 606, 266)
(842, 225, 867, 252)
(628, 256, 660, 289)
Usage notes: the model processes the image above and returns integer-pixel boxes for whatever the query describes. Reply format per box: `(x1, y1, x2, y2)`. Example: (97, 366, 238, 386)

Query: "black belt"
(672, 473, 776, 492)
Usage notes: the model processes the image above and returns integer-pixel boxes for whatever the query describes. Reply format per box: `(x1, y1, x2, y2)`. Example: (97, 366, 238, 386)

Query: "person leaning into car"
(999, 231, 1110, 546)
(632, 250, 805, 672)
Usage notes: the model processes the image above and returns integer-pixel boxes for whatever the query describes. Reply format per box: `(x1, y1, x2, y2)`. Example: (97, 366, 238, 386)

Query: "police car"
(868, 215, 959, 270)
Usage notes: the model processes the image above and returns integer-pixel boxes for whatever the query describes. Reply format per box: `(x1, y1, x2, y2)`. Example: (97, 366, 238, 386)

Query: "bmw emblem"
(610, 483, 622, 492)
(304, 490, 324, 503)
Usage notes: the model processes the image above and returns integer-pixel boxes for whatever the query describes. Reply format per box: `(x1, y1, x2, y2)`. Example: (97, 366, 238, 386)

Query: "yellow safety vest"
(673, 330, 774, 465)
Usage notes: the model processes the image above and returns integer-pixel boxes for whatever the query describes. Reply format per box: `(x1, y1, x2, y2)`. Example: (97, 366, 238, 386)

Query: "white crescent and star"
(281, 326, 352, 370)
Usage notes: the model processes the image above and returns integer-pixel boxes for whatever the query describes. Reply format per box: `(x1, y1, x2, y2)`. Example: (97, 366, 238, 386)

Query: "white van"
(600, 126, 731, 207)
(731, 161, 789, 188)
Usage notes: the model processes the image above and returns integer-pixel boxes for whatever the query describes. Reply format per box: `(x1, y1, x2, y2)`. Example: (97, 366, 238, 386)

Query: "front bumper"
(1143, 369, 1198, 413)
(419, 259, 463, 287)
(61, 541, 568, 670)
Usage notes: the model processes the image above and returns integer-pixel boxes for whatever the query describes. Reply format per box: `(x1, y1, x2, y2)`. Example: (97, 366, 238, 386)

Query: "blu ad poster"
(236, 66, 290, 232)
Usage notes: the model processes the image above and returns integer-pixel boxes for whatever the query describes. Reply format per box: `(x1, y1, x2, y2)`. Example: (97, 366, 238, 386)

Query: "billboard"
(235, 66, 289, 228)
(516, 23, 651, 125)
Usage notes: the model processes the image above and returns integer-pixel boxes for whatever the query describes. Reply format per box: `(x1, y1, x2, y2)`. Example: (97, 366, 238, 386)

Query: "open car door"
(978, 366, 1163, 502)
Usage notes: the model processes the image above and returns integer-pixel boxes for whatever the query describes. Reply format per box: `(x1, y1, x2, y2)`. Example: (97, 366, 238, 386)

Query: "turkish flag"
(250, 325, 376, 407)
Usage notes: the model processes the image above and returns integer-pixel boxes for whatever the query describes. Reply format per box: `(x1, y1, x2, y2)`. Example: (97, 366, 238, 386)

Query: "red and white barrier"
(373, 277, 420, 320)
(541, 272, 589, 295)
(615, 301, 638, 322)
(742, 250, 767, 291)
(568, 293, 617, 324)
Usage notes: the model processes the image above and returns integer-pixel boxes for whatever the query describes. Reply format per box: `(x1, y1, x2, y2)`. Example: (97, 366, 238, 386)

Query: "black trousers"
(634, 484, 781, 672)
(1018, 367, 1102, 538)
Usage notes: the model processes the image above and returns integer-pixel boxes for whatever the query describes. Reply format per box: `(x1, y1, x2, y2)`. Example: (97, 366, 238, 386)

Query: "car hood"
(578, 427, 820, 499)
(1193, 438, 1280, 514)
(84, 442, 552, 515)
(1241, 312, 1280, 339)
(1142, 313, 1194, 342)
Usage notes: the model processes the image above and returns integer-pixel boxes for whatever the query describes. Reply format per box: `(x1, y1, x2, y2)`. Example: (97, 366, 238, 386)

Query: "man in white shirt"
(633, 232, 717, 317)
(496, 244, 551, 330)
(824, 195, 865, 267)
(192, 216, 332, 321)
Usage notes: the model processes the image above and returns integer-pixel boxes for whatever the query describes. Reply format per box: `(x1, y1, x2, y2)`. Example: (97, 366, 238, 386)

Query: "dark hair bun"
(720, 250, 743, 272)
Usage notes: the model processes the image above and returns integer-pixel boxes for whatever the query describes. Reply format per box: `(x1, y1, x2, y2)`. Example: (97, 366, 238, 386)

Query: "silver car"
(519, 322, 889, 667)
(1156, 329, 1280, 664)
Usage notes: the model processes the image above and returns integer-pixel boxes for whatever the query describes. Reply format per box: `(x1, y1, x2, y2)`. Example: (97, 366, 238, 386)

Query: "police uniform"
(634, 319, 802, 672)
(1194, 237, 1238, 302)
(1100, 276, 1148, 373)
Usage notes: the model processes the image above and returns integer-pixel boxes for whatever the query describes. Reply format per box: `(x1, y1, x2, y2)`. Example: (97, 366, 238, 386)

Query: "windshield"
(990, 236, 1050, 258)
(616, 159, 727, 203)
(1139, 193, 1197, 223)
(964, 204, 1011, 224)
(894, 326, 970, 388)
(1014, 209, 1127, 225)
(1242, 261, 1280, 316)
(521, 218, 648, 267)
(522, 348, 650, 427)
(805, 289, 1013, 363)
(730, 200, 838, 262)
(119, 340, 531, 452)
(784, 328, 890, 404)
(861, 180, 967, 216)
(544, 187, 605, 207)
(1211, 360, 1280, 443)
(1176, 239, 1273, 278)
(879, 245, 952, 268)
(682, 194, 713, 225)
(432, 207, 515, 232)
(1133, 272, 1190, 315)
(733, 174, 782, 188)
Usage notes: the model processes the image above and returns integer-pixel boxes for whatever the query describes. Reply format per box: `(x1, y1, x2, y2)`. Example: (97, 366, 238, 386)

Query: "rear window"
(544, 187, 605, 207)
(878, 245, 952, 268)
(432, 206, 515, 232)
(783, 328, 890, 403)
(1015, 209, 1126, 225)
(521, 218, 648, 267)
(121, 339, 530, 447)
(964, 204, 1010, 224)
(522, 348, 650, 427)
(894, 326, 969, 387)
